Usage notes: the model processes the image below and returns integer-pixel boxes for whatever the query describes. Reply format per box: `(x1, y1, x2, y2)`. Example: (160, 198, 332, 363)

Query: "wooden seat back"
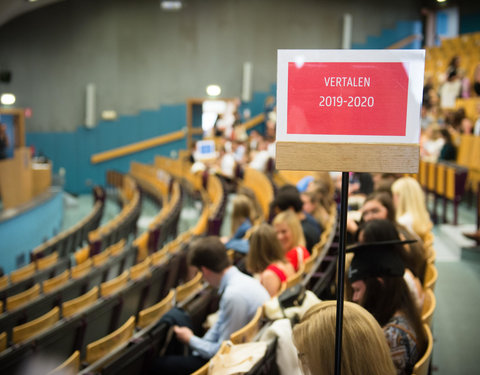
(151, 248, 168, 266)
(230, 306, 264, 344)
(62, 286, 99, 318)
(422, 288, 436, 327)
(412, 324, 433, 375)
(100, 271, 129, 297)
(175, 272, 203, 303)
(424, 263, 438, 291)
(43, 269, 70, 294)
(12, 306, 60, 344)
(47, 350, 80, 375)
(0, 331, 6, 353)
(74, 245, 91, 265)
(285, 264, 305, 290)
(10, 263, 36, 283)
(130, 257, 151, 280)
(109, 238, 126, 257)
(93, 248, 112, 267)
(0, 274, 9, 289)
(6, 283, 40, 311)
(304, 246, 319, 274)
(36, 252, 59, 271)
(86, 315, 135, 364)
(71, 258, 93, 279)
(137, 289, 175, 329)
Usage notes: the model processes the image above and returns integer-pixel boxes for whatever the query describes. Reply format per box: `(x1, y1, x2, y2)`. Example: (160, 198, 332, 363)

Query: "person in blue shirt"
(154, 236, 270, 374)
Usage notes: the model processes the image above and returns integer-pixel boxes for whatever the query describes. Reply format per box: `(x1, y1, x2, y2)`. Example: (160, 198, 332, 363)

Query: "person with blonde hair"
(391, 177, 433, 241)
(293, 301, 396, 375)
(273, 210, 310, 271)
(246, 223, 295, 296)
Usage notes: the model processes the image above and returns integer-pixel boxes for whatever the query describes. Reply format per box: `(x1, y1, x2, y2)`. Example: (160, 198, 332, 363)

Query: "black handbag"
(278, 283, 306, 310)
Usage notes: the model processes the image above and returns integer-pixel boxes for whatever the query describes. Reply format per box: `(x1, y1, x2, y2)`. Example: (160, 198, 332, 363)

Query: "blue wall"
(460, 13, 480, 34)
(26, 94, 269, 195)
(352, 20, 422, 49)
(27, 104, 188, 194)
(0, 191, 63, 273)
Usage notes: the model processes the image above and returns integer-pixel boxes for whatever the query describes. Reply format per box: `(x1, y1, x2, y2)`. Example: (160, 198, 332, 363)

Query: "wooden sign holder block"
(276, 141, 419, 173)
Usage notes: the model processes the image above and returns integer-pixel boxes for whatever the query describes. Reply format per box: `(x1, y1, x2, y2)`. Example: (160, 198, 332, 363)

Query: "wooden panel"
(0, 331, 6, 352)
(0, 275, 8, 289)
(175, 272, 203, 303)
(71, 258, 93, 279)
(456, 134, 474, 167)
(36, 251, 58, 271)
(31, 161, 52, 197)
(62, 286, 98, 318)
(10, 262, 36, 283)
(435, 164, 446, 195)
(6, 284, 40, 311)
(0, 147, 32, 209)
(230, 306, 264, 344)
(91, 130, 185, 164)
(48, 350, 80, 375)
(43, 270, 70, 294)
(100, 271, 129, 297)
(12, 306, 60, 344)
(276, 142, 419, 173)
(137, 289, 175, 329)
(130, 257, 151, 280)
(86, 316, 135, 364)
(93, 249, 111, 267)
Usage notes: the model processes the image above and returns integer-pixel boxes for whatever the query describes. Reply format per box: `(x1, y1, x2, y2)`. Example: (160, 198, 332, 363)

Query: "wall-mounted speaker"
(85, 83, 96, 128)
(0, 70, 12, 83)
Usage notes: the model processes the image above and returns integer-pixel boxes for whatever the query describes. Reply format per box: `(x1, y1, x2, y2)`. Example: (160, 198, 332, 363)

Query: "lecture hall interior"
(0, 0, 480, 374)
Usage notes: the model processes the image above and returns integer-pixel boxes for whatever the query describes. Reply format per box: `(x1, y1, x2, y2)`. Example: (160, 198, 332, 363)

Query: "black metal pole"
(334, 171, 350, 375)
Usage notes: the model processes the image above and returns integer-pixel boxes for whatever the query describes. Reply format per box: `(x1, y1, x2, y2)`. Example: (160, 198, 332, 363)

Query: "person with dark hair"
(438, 128, 457, 161)
(348, 220, 427, 375)
(154, 236, 269, 374)
(271, 188, 322, 252)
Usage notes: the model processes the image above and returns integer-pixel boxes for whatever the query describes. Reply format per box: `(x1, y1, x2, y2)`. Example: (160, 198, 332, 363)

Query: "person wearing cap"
(348, 222, 427, 375)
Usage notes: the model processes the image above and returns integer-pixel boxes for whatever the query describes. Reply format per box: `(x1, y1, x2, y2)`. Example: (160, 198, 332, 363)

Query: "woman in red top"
(246, 223, 295, 297)
(273, 210, 310, 271)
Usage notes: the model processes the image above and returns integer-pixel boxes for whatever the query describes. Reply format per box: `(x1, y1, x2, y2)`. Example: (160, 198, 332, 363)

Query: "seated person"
(246, 223, 295, 297)
(271, 187, 322, 252)
(273, 210, 310, 271)
(348, 232, 427, 375)
(221, 194, 254, 254)
(293, 301, 396, 375)
(150, 237, 270, 375)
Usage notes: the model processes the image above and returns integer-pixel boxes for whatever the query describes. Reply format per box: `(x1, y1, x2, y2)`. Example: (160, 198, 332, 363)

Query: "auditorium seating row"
(425, 31, 480, 88)
(402, 135, 480, 225)
(130, 161, 184, 262)
(0, 229, 209, 374)
(86, 172, 142, 255)
(31, 186, 106, 261)
(154, 155, 228, 237)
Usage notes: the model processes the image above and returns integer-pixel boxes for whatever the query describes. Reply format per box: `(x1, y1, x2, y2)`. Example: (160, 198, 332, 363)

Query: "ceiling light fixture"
(206, 85, 221, 97)
(160, 1, 182, 11)
(1, 93, 16, 105)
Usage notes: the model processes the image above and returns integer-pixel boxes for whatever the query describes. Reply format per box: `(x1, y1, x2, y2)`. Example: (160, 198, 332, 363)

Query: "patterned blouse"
(383, 314, 419, 375)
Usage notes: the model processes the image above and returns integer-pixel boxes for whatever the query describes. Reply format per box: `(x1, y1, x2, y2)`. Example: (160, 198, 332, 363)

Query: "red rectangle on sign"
(287, 62, 409, 136)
